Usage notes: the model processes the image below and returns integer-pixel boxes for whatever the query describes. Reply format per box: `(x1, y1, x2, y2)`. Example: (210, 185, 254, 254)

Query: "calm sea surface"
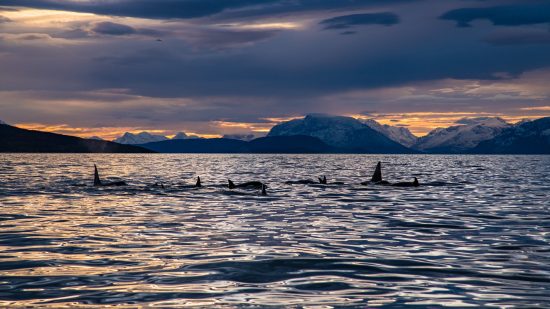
(0, 154, 549, 308)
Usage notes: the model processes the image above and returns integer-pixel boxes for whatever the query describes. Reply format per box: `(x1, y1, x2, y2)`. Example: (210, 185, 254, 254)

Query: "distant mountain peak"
(114, 131, 169, 144)
(362, 119, 418, 147)
(455, 117, 509, 127)
(223, 133, 259, 141)
(268, 114, 414, 153)
(0, 119, 7, 125)
(471, 117, 550, 154)
(172, 132, 188, 140)
(413, 116, 512, 153)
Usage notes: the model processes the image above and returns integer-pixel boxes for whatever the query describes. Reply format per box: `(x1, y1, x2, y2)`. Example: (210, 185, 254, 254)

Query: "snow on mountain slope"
(363, 119, 418, 147)
(471, 117, 550, 154)
(223, 134, 258, 141)
(267, 114, 414, 153)
(413, 117, 511, 153)
(172, 132, 188, 140)
(114, 132, 169, 144)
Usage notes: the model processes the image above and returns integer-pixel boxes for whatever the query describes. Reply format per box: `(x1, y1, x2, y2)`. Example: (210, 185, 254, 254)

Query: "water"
(0, 154, 549, 308)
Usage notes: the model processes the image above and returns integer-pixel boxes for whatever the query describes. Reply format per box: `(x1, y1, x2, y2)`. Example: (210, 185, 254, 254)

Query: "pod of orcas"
(92, 161, 419, 195)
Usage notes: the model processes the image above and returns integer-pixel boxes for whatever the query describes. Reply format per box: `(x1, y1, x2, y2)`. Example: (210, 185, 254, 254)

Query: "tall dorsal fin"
(93, 164, 102, 186)
(261, 184, 267, 196)
(195, 176, 202, 187)
(413, 177, 419, 186)
(371, 161, 382, 182)
(228, 179, 236, 189)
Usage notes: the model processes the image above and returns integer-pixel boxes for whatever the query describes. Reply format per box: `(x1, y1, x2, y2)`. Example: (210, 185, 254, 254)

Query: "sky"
(0, 0, 549, 139)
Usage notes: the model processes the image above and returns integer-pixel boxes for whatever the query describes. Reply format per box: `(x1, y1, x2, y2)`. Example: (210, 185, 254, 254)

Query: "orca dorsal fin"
(261, 184, 267, 196)
(371, 161, 382, 182)
(319, 175, 327, 184)
(93, 164, 102, 186)
(196, 176, 202, 187)
(413, 177, 419, 186)
(228, 179, 236, 189)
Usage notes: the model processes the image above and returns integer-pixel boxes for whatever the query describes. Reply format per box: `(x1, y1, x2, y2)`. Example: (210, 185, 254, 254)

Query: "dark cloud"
(2, 0, 417, 20)
(91, 22, 136, 36)
(1, 0, 550, 132)
(484, 29, 550, 45)
(320, 12, 400, 30)
(0, 0, 279, 19)
(441, 3, 550, 27)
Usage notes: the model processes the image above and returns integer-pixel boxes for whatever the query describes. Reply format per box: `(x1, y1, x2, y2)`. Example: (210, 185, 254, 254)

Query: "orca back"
(371, 161, 382, 182)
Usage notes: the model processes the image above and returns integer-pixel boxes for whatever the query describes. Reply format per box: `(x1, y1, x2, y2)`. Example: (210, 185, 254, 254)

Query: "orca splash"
(228, 179, 264, 190)
(93, 165, 127, 187)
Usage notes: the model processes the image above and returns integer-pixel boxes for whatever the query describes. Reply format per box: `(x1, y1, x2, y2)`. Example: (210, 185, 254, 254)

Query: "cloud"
(0, 15, 11, 23)
(441, 3, 550, 27)
(91, 21, 137, 36)
(320, 12, 400, 30)
(484, 28, 550, 46)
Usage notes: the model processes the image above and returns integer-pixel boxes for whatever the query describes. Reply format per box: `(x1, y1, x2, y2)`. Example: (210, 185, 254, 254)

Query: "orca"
(361, 161, 391, 185)
(286, 175, 328, 185)
(93, 165, 127, 187)
(151, 182, 165, 189)
(195, 176, 202, 187)
(392, 177, 420, 187)
(228, 179, 264, 189)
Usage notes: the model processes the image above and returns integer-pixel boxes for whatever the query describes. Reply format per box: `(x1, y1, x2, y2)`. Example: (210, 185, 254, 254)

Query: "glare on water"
(0, 154, 549, 307)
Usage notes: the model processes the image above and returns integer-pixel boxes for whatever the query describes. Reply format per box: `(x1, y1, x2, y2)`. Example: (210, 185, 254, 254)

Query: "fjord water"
(0, 154, 549, 308)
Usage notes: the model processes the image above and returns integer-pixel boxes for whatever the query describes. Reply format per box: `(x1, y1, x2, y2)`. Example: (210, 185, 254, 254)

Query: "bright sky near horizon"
(1, 0, 549, 139)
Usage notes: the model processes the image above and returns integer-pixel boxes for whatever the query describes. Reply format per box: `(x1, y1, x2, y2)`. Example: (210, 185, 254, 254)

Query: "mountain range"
(1, 115, 548, 153)
(0, 123, 152, 153)
(412, 117, 511, 153)
(113, 131, 199, 144)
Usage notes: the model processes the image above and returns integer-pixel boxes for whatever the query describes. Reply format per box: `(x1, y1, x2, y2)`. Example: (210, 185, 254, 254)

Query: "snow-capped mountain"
(471, 117, 550, 154)
(88, 136, 104, 140)
(363, 119, 418, 147)
(114, 132, 169, 144)
(267, 114, 414, 153)
(0, 119, 7, 125)
(413, 117, 511, 153)
(223, 134, 259, 141)
(172, 132, 188, 140)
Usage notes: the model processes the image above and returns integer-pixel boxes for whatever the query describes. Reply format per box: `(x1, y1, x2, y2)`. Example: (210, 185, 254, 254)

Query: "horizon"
(1, 1, 549, 140)
(3, 113, 545, 141)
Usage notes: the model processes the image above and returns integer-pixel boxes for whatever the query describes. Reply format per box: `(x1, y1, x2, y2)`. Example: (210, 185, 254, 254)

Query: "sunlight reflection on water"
(0, 154, 549, 307)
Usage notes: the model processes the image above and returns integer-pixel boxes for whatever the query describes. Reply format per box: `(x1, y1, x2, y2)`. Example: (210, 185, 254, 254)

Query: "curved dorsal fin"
(93, 164, 101, 186)
(371, 161, 382, 182)
(228, 179, 236, 189)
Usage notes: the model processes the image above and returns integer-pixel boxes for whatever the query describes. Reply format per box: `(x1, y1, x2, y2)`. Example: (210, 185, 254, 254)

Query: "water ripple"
(0, 154, 549, 307)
